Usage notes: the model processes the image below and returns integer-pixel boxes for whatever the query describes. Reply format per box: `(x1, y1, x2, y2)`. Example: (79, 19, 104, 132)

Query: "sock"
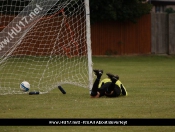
(111, 78, 117, 83)
(90, 78, 100, 96)
(97, 75, 102, 80)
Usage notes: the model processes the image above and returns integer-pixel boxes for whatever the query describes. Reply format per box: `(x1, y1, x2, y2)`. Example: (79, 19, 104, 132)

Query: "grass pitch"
(0, 55, 175, 132)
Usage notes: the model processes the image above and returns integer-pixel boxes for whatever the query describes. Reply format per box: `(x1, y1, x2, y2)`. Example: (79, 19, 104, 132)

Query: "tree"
(90, 0, 152, 23)
(165, 7, 175, 14)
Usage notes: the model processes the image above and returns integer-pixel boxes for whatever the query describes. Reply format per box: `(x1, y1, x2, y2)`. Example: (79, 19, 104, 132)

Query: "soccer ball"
(20, 81, 30, 92)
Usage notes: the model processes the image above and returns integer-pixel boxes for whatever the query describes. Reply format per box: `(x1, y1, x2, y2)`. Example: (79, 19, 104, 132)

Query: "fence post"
(169, 13, 175, 55)
(151, 13, 169, 54)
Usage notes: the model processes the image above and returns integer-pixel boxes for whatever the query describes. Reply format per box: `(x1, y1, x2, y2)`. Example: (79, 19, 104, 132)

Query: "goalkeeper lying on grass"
(90, 69, 127, 98)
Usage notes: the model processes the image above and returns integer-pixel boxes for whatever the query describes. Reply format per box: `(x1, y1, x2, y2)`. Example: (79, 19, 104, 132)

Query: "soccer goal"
(0, 0, 93, 95)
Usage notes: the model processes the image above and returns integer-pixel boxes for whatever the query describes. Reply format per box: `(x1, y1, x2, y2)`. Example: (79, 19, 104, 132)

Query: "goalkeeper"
(90, 69, 127, 98)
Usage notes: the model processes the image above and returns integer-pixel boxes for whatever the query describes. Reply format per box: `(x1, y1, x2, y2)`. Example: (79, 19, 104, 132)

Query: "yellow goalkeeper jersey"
(98, 78, 122, 88)
(98, 78, 128, 96)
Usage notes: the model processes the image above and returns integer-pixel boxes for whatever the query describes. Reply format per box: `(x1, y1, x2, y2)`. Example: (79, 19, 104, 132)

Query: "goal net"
(0, 0, 93, 95)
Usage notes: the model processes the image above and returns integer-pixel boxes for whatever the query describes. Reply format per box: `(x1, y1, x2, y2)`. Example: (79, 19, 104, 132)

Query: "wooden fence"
(91, 14, 151, 55)
(0, 14, 151, 56)
(151, 13, 175, 55)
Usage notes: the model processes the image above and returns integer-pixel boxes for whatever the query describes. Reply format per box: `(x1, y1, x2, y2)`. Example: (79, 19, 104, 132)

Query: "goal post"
(85, 0, 93, 93)
(0, 0, 93, 95)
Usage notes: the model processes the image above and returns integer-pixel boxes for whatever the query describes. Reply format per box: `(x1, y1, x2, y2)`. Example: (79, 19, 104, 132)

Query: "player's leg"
(90, 69, 103, 97)
(106, 73, 119, 80)
(106, 73, 127, 96)
(105, 73, 119, 94)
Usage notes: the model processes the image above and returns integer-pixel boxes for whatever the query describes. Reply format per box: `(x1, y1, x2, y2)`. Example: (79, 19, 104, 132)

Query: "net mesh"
(0, 0, 91, 95)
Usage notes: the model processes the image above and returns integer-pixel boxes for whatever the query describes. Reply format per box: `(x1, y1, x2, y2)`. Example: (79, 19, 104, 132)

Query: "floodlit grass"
(0, 55, 175, 132)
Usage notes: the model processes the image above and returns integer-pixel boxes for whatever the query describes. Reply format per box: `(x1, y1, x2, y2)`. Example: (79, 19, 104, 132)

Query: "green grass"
(0, 55, 175, 132)
(0, 56, 89, 93)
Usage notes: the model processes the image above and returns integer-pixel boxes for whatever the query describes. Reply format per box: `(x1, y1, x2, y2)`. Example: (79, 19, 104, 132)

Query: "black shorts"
(97, 82, 121, 97)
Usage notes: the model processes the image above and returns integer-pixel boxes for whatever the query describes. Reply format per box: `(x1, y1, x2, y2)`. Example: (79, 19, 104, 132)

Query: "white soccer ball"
(20, 81, 30, 92)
